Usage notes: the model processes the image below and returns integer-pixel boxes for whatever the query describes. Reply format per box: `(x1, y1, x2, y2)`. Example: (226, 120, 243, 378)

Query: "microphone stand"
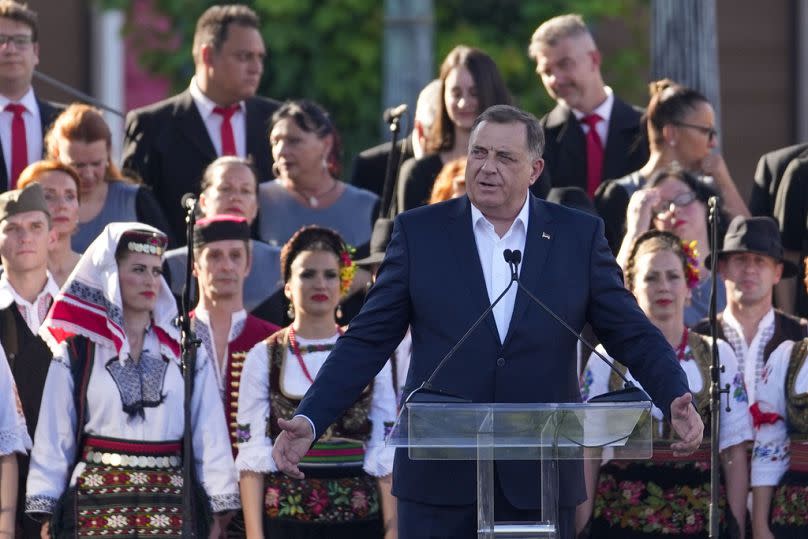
(380, 111, 406, 219)
(707, 197, 730, 538)
(180, 199, 201, 537)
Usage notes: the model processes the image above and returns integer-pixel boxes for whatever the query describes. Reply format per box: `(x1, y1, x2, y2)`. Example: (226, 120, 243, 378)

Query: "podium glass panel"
(386, 401, 652, 537)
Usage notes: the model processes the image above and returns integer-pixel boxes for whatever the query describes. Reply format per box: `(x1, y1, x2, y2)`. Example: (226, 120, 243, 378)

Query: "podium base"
(479, 521, 556, 537)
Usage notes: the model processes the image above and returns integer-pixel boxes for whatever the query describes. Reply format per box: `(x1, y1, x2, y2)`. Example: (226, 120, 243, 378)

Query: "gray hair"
(528, 14, 592, 59)
(414, 79, 441, 131)
(470, 105, 545, 159)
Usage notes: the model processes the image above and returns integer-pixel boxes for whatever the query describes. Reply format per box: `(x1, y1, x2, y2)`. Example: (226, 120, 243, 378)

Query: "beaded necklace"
(677, 327, 689, 361)
(288, 325, 343, 383)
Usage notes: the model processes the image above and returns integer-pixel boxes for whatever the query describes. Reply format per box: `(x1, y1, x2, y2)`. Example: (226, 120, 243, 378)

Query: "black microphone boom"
(383, 103, 407, 124)
(181, 193, 198, 211)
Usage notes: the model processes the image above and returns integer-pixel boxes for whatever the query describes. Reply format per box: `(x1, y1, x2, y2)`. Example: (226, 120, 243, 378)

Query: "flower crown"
(338, 243, 356, 296)
(681, 239, 700, 289)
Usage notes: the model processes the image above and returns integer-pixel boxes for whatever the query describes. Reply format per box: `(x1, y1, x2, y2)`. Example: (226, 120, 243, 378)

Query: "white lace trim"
(209, 492, 241, 513)
(0, 428, 31, 456)
(25, 494, 58, 514)
(363, 445, 395, 478)
(235, 448, 277, 474)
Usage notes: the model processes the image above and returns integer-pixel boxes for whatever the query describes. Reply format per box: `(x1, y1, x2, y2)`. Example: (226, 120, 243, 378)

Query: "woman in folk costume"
(25, 222, 240, 538)
(0, 344, 32, 537)
(578, 230, 752, 538)
(236, 225, 398, 538)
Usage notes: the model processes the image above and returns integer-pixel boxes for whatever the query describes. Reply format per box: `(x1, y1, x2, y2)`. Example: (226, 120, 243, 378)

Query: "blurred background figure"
(428, 156, 466, 204)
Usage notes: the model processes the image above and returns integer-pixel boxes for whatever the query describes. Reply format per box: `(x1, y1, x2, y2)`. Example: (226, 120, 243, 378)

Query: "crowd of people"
(0, 1, 806, 538)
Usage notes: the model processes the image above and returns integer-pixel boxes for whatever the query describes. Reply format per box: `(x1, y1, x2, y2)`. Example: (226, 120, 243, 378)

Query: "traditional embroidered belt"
(790, 442, 808, 472)
(81, 436, 182, 469)
(301, 439, 365, 468)
(651, 448, 711, 463)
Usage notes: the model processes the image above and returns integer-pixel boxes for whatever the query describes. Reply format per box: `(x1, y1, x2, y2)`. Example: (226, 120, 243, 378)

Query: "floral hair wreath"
(339, 243, 356, 296)
(681, 239, 700, 289)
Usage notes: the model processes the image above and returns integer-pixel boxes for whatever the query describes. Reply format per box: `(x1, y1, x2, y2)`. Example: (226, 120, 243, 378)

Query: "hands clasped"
(272, 416, 315, 479)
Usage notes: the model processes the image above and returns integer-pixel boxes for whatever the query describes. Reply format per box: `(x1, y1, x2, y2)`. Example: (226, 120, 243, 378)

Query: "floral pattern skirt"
(770, 470, 808, 538)
(590, 460, 738, 538)
(263, 467, 383, 539)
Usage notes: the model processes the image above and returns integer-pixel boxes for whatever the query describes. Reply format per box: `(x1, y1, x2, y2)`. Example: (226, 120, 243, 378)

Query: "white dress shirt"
(572, 86, 614, 148)
(188, 77, 247, 158)
(192, 307, 247, 399)
(470, 195, 530, 342)
(0, 271, 59, 334)
(0, 88, 43, 182)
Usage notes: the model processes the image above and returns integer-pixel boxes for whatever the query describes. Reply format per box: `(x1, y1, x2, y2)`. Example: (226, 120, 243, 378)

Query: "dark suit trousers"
(398, 474, 574, 538)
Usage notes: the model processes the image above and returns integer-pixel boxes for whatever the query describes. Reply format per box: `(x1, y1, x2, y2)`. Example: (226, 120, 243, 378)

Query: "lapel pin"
(542, 232, 551, 240)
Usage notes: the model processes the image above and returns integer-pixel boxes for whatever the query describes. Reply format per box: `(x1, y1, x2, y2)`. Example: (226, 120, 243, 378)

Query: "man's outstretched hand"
(272, 416, 314, 479)
(669, 393, 704, 456)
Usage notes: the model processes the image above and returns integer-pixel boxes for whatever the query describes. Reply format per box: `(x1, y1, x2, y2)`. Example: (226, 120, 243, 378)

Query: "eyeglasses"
(653, 191, 698, 217)
(673, 122, 718, 142)
(0, 34, 33, 48)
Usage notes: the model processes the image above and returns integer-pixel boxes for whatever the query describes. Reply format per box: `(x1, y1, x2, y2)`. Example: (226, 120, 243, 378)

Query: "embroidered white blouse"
(25, 328, 241, 514)
(235, 331, 397, 477)
(0, 343, 30, 456)
(580, 339, 753, 452)
(751, 340, 808, 487)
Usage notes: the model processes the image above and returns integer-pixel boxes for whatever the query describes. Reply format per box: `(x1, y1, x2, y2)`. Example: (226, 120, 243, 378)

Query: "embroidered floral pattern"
(265, 473, 379, 523)
(67, 280, 124, 330)
(105, 353, 169, 418)
(210, 493, 241, 513)
(25, 494, 57, 514)
(579, 367, 594, 401)
(771, 483, 808, 526)
(732, 372, 749, 403)
(237, 423, 252, 443)
(753, 440, 790, 462)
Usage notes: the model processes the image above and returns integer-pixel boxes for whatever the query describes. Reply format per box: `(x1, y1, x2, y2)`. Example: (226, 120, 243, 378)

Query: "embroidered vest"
(785, 338, 808, 435)
(608, 331, 712, 440)
(266, 328, 373, 443)
(222, 315, 278, 454)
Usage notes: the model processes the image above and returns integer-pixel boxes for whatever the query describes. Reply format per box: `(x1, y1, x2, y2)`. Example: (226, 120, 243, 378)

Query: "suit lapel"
(503, 197, 555, 348)
(446, 197, 501, 344)
(602, 98, 641, 179)
(176, 91, 217, 161)
(548, 106, 586, 190)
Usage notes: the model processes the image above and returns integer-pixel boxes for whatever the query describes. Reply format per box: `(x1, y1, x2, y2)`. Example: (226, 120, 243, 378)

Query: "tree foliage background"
(105, 0, 649, 179)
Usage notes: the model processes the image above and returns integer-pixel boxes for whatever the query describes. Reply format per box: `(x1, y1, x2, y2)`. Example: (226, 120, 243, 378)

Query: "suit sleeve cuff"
(294, 414, 316, 440)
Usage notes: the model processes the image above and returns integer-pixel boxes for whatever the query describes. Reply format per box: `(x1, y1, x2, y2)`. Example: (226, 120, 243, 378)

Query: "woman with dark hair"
(236, 225, 397, 539)
(25, 223, 240, 537)
(258, 100, 378, 259)
(580, 230, 751, 538)
(595, 79, 748, 253)
(617, 165, 729, 326)
(47, 104, 172, 251)
(751, 261, 808, 538)
(17, 160, 82, 285)
(397, 45, 512, 212)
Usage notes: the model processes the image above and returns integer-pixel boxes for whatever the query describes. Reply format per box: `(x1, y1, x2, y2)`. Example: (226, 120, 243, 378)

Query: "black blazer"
(350, 137, 414, 201)
(539, 96, 648, 193)
(0, 97, 63, 192)
(750, 142, 808, 218)
(121, 90, 279, 241)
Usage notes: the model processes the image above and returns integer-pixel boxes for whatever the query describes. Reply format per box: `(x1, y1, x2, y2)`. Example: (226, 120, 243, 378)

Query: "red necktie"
(213, 104, 239, 156)
(581, 113, 604, 198)
(5, 103, 27, 189)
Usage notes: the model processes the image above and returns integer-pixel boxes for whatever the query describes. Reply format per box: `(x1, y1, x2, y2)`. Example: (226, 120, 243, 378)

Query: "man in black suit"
(750, 143, 808, 218)
(122, 4, 279, 242)
(528, 14, 648, 198)
(350, 79, 441, 201)
(0, 0, 62, 192)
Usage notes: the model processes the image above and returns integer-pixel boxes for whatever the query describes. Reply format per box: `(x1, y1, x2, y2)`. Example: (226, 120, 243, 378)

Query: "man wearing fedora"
(695, 215, 808, 403)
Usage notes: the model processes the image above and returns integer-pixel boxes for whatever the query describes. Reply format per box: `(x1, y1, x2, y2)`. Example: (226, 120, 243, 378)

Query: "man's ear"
(529, 157, 545, 186)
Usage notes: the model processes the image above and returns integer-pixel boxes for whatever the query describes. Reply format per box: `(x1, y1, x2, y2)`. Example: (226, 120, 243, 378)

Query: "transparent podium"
(386, 401, 652, 538)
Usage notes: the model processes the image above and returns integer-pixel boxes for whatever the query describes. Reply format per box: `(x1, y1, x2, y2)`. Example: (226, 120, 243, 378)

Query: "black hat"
(354, 218, 394, 267)
(0, 183, 49, 222)
(193, 214, 250, 248)
(706, 215, 798, 278)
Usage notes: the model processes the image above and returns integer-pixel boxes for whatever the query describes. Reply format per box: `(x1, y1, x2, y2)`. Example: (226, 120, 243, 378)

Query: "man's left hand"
(669, 393, 704, 456)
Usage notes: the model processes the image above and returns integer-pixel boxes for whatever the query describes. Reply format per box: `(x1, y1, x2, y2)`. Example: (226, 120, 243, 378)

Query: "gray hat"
(706, 215, 798, 278)
(0, 183, 50, 222)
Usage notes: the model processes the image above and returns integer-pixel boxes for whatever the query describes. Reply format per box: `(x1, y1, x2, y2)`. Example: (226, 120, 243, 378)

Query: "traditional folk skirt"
(263, 440, 383, 539)
(769, 444, 808, 538)
(590, 449, 740, 538)
(53, 436, 185, 538)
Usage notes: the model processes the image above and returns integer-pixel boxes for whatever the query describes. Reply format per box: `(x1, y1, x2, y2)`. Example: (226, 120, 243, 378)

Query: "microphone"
(180, 193, 197, 211)
(507, 249, 650, 403)
(383, 103, 407, 124)
(405, 249, 519, 404)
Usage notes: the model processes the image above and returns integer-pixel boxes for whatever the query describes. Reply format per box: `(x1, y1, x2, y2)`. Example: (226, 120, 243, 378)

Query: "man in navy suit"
(274, 105, 702, 538)
(122, 4, 278, 243)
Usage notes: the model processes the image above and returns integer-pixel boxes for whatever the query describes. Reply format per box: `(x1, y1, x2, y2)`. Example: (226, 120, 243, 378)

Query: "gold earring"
(335, 304, 343, 320)
(287, 302, 295, 320)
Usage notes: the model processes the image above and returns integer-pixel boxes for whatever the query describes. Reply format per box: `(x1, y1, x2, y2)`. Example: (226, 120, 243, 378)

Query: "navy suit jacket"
(296, 194, 689, 509)
(121, 90, 279, 242)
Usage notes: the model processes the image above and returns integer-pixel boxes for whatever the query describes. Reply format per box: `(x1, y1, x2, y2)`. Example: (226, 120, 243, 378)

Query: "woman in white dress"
(236, 225, 397, 539)
(579, 229, 752, 538)
(0, 344, 31, 537)
(25, 223, 239, 538)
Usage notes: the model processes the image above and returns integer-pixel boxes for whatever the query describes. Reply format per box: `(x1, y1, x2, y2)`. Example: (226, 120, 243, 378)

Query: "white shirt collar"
(470, 193, 531, 238)
(722, 306, 775, 341)
(0, 271, 59, 333)
(194, 306, 247, 343)
(188, 76, 245, 119)
(571, 86, 614, 123)
(0, 87, 37, 115)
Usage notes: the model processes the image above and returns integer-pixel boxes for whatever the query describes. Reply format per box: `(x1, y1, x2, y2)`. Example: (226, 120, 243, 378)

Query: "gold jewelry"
(287, 302, 295, 320)
(335, 304, 344, 320)
(284, 178, 339, 208)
